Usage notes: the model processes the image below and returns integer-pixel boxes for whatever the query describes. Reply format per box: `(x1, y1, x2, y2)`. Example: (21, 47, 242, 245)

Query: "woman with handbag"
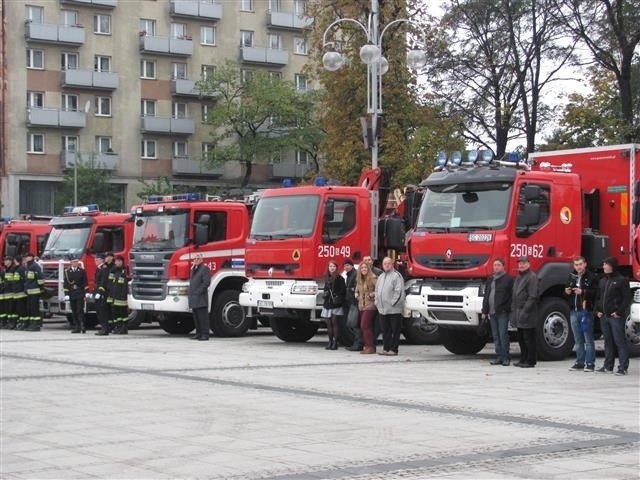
(355, 262, 378, 354)
(321, 260, 346, 350)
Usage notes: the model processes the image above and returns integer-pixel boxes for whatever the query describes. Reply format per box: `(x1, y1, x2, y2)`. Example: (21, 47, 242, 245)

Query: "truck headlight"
(242, 282, 250, 293)
(291, 284, 317, 295)
(406, 280, 422, 295)
(167, 286, 189, 296)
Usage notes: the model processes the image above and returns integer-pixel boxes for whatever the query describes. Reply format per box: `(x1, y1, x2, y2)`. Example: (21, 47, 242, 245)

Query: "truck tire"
(210, 289, 250, 337)
(625, 313, 640, 358)
(403, 317, 440, 345)
(270, 317, 318, 342)
(536, 297, 573, 361)
(158, 313, 194, 335)
(439, 328, 487, 355)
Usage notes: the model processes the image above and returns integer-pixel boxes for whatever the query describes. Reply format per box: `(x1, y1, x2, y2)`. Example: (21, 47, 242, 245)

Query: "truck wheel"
(536, 297, 573, 361)
(625, 313, 640, 358)
(403, 317, 440, 345)
(439, 328, 487, 354)
(158, 313, 194, 335)
(210, 289, 250, 337)
(270, 317, 318, 342)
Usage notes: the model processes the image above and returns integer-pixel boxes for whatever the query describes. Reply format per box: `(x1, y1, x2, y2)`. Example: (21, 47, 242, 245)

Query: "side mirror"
(517, 203, 541, 228)
(197, 213, 211, 225)
(522, 184, 542, 201)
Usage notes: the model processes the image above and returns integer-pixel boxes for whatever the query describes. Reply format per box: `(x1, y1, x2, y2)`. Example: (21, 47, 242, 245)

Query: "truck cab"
(0, 219, 51, 260)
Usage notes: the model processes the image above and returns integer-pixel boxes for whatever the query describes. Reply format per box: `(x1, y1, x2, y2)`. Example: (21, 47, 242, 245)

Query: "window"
(201, 26, 216, 45)
(295, 74, 307, 92)
(26, 49, 44, 69)
(296, 151, 308, 165)
(322, 198, 357, 239)
(141, 140, 157, 159)
(25, 5, 43, 23)
(139, 18, 155, 36)
(140, 59, 156, 79)
(201, 64, 215, 80)
(96, 136, 112, 153)
(195, 211, 227, 243)
(60, 52, 79, 70)
(268, 71, 282, 80)
(268, 0, 281, 11)
(27, 133, 45, 153)
(201, 104, 211, 122)
(61, 94, 78, 112)
(173, 102, 187, 119)
(27, 91, 43, 108)
(294, 0, 306, 15)
(268, 33, 282, 50)
(240, 0, 253, 11)
(171, 23, 186, 39)
(240, 69, 253, 83)
(202, 143, 215, 160)
(94, 14, 111, 34)
(240, 30, 254, 47)
(171, 62, 187, 80)
(61, 135, 78, 152)
(294, 37, 307, 55)
(141, 100, 156, 117)
(19, 181, 56, 216)
(516, 183, 551, 237)
(173, 141, 188, 157)
(95, 226, 126, 254)
(95, 97, 111, 116)
(94, 55, 111, 72)
(59, 10, 78, 26)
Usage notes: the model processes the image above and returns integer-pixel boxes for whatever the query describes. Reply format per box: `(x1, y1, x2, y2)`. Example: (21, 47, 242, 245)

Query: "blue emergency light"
(282, 178, 294, 188)
(450, 151, 462, 167)
(147, 193, 201, 203)
(482, 150, 494, 163)
(314, 176, 327, 186)
(435, 151, 447, 168)
(507, 151, 520, 163)
(467, 150, 479, 164)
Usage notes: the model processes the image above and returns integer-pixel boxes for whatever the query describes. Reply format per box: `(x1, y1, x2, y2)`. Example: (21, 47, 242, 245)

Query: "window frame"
(295, 74, 307, 92)
(95, 96, 112, 117)
(25, 5, 43, 23)
(171, 62, 188, 80)
(26, 49, 44, 69)
(240, 0, 254, 12)
(27, 91, 44, 108)
(96, 136, 112, 153)
(60, 51, 79, 70)
(140, 59, 156, 79)
(141, 139, 157, 159)
(200, 26, 216, 46)
(61, 94, 79, 112)
(61, 135, 79, 152)
(93, 14, 111, 35)
(27, 133, 45, 154)
(268, 33, 282, 50)
(94, 55, 111, 72)
(59, 9, 78, 26)
(173, 102, 188, 119)
(141, 99, 156, 117)
(139, 18, 156, 36)
(240, 30, 254, 47)
(173, 140, 188, 157)
(293, 36, 308, 55)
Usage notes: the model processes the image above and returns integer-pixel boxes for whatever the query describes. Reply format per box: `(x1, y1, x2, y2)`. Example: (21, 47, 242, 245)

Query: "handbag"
(346, 304, 360, 328)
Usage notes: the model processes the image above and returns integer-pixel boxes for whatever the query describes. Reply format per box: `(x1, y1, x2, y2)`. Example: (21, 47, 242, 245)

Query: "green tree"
(197, 61, 324, 187)
(136, 176, 174, 200)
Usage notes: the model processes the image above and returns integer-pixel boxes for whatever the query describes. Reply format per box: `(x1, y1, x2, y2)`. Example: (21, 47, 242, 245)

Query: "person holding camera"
(565, 256, 598, 372)
(321, 260, 346, 350)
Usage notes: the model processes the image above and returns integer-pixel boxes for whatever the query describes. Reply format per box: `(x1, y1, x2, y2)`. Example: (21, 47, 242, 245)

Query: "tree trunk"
(241, 160, 252, 188)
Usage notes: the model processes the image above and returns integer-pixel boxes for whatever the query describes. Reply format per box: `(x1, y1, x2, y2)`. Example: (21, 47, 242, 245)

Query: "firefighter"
(0, 256, 9, 329)
(108, 255, 128, 335)
(63, 257, 89, 333)
(23, 252, 43, 331)
(94, 252, 114, 336)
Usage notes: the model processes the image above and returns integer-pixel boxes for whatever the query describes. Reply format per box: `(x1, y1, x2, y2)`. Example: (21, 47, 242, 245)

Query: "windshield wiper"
(251, 234, 274, 240)
(418, 226, 450, 233)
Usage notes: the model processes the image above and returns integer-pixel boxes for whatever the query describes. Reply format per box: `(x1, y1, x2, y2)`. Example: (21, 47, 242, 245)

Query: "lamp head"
(322, 51, 344, 71)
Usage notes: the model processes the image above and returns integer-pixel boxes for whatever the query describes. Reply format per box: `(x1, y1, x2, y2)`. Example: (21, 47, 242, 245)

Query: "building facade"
(1, 0, 315, 216)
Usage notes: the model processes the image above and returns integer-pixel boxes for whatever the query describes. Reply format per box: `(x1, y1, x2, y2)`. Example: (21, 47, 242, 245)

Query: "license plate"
(257, 300, 273, 309)
(141, 303, 155, 311)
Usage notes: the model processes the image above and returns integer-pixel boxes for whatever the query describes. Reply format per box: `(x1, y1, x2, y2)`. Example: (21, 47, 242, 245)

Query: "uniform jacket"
(564, 269, 598, 311)
(374, 269, 405, 315)
(94, 261, 112, 296)
(322, 274, 346, 309)
(64, 266, 88, 299)
(595, 272, 631, 317)
(356, 275, 377, 311)
(107, 266, 128, 306)
(511, 269, 538, 328)
(481, 272, 514, 316)
(188, 263, 211, 310)
(24, 259, 43, 296)
(8, 264, 27, 299)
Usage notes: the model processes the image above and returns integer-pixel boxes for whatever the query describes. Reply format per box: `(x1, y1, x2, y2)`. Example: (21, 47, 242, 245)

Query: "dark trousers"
(26, 294, 40, 324)
(517, 327, 537, 365)
(95, 299, 110, 331)
(379, 313, 402, 353)
(601, 315, 629, 371)
(14, 297, 27, 325)
(193, 307, 209, 339)
(70, 297, 85, 330)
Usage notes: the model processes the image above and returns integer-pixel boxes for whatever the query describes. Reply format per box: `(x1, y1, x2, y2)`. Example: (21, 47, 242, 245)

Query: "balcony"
(171, 79, 209, 98)
(267, 10, 313, 30)
(140, 116, 195, 135)
(61, 69, 119, 90)
(270, 162, 312, 179)
(27, 108, 86, 129)
(60, 151, 119, 170)
(170, 1, 222, 21)
(139, 34, 193, 56)
(25, 21, 85, 45)
(240, 46, 288, 66)
(59, 0, 117, 8)
(172, 156, 223, 176)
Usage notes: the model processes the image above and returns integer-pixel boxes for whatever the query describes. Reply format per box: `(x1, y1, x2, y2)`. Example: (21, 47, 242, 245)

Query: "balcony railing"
(240, 46, 288, 66)
(59, 0, 117, 8)
(270, 162, 312, 179)
(172, 156, 223, 176)
(140, 116, 195, 135)
(139, 34, 193, 56)
(25, 21, 85, 45)
(61, 69, 119, 90)
(267, 10, 313, 30)
(60, 151, 119, 170)
(170, 1, 222, 21)
(27, 108, 86, 129)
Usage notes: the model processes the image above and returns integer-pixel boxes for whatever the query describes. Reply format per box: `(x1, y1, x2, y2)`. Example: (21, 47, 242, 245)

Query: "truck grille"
(265, 280, 285, 287)
(429, 309, 469, 322)
(427, 295, 464, 303)
(414, 254, 489, 270)
(130, 253, 170, 301)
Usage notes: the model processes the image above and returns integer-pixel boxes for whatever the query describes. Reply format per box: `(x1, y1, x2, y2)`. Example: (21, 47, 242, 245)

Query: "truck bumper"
(128, 281, 190, 313)
(405, 284, 483, 328)
(239, 279, 321, 320)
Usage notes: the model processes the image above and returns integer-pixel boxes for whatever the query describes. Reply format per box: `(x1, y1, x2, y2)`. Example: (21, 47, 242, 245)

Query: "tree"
(196, 61, 324, 187)
(136, 176, 174, 200)
(551, 0, 640, 142)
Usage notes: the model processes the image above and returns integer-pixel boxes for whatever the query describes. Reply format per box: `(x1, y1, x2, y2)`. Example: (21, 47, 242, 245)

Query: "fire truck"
(404, 144, 640, 360)
(0, 218, 51, 260)
(40, 205, 135, 326)
(128, 193, 252, 336)
(239, 169, 438, 345)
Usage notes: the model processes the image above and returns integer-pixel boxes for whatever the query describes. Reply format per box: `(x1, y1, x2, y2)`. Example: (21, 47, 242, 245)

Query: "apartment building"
(1, 0, 315, 216)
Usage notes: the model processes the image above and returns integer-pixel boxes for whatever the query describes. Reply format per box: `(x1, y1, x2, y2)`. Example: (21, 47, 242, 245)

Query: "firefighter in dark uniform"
(63, 257, 89, 333)
(0, 257, 9, 329)
(94, 252, 114, 335)
(108, 255, 129, 335)
(13, 256, 28, 330)
(23, 252, 44, 331)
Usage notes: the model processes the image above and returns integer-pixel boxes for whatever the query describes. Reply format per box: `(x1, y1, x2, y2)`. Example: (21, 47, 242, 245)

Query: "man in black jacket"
(189, 253, 211, 341)
(511, 256, 539, 368)
(94, 252, 113, 336)
(565, 256, 599, 372)
(343, 259, 362, 351)
(595, 257, 631, 375)
(482, 258, 514, 366)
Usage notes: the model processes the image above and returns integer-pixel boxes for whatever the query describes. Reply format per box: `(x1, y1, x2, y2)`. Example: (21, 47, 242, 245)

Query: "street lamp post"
(321, 0, 427, 169)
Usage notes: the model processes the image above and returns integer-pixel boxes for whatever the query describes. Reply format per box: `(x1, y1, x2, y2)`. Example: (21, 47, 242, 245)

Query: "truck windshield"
(42, 226, 91, 259)
(417, 182, 513, 230)
(132, 212, 188, 250)
(250, 195, 319, 239)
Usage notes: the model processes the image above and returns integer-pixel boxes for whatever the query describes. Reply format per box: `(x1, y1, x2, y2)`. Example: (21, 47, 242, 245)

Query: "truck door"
(320, 197, 361, 263)
(512, 182, 552, 263)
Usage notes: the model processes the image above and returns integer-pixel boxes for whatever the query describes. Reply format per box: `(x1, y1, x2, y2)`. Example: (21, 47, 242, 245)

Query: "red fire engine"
(239, 170, 437, 345)
(404, 144, 640, 360)
(128, 193, 252, 336)
(40, 205, 134, 325)
(0, 218, 51, 260)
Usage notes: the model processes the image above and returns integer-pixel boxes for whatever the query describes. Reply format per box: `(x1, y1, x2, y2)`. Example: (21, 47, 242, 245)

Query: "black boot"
(330, 338, 338, 350)
(7, 318, 17, 330)
(325, 337, 333, 350)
